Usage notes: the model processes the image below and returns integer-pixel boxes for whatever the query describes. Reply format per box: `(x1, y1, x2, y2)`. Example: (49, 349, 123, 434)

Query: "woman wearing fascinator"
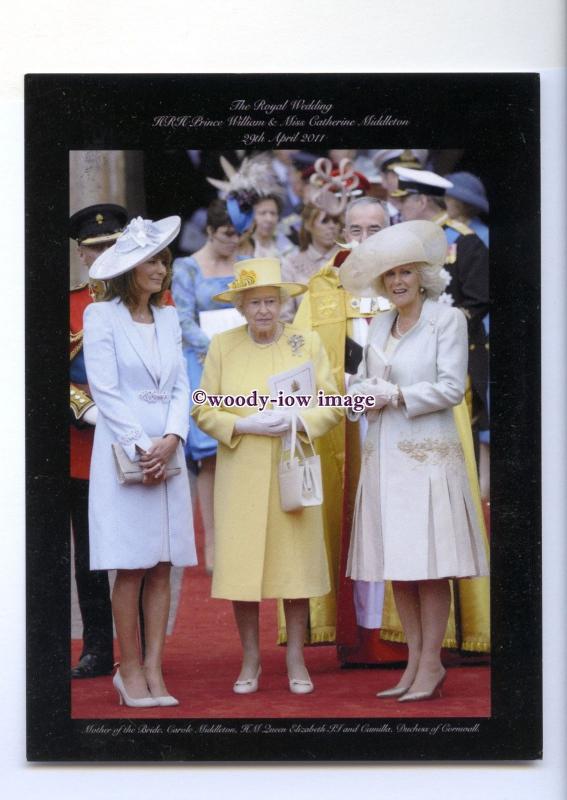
(340, 220, 489, 702)
(84, 216, 197, 708)
(279, 157, 359, 321)
(207, 155, 296, 261)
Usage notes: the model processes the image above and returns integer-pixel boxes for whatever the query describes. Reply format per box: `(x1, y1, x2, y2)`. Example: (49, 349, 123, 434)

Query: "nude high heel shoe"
(398, 670, 447, 703)
(376, 685, 411, 699)
(152, 694, 180, 707)
(233, 666, 261, 694)
(113, 670, 160, 708)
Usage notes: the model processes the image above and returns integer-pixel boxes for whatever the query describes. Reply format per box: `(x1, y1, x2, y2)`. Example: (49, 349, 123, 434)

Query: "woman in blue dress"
(172, 198, 244, 572)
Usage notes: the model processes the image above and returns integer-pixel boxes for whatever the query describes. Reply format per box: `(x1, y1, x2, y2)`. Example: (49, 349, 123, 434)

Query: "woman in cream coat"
(340, 220, 488, 703)
(84, 216, 196, 708)
(193, 258, 341, 695)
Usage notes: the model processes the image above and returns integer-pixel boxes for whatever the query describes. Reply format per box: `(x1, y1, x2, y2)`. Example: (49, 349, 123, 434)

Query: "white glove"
(82, 405, 99, 426)
(352, 377, 399, 410)
(276, 407, 305, 431)
(234, 410, 292, 437)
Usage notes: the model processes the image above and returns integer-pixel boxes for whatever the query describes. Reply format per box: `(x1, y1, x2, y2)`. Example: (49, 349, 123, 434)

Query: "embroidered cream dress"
(346, 298, 489, 582)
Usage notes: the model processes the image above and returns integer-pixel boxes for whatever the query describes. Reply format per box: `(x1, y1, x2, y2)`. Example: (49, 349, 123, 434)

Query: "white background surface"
(1, 2, 565, 797)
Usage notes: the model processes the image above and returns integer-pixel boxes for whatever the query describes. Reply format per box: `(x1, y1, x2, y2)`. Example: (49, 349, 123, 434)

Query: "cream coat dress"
(192, 324, 342, 601)
(84, 298, 197, 570)
(347, 298, 489, 582)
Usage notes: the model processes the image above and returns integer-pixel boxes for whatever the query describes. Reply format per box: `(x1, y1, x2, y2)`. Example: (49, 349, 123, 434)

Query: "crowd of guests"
(69, 148, 490, 707)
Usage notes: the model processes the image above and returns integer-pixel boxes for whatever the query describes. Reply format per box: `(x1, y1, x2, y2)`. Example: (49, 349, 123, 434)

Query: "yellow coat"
(192, 324, 342, 601)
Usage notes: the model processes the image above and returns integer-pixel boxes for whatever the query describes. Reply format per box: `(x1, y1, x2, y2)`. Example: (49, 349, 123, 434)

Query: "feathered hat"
(207, 156, 285, 234)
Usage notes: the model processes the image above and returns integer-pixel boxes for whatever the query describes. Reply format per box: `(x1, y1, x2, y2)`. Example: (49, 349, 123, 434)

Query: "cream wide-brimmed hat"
(339, 220, 448, 297)
(89, 216, 181, 280)
(212, 258, 307, 304)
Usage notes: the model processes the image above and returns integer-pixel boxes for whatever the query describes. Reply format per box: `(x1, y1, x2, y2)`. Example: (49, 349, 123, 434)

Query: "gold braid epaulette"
(70, 330, 83, 361)
(445, 218, 474, 236)
(70, 385, 94, 420)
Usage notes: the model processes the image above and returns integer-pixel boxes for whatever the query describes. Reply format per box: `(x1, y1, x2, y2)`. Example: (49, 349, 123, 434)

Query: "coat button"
(469, 344, 476, 351)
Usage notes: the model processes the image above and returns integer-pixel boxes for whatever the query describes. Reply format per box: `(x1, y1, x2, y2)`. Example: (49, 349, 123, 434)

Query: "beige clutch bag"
(111, 437, 182, 485)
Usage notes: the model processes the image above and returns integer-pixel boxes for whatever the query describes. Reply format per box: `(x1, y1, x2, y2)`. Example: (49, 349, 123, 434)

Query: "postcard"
(25, 72, 541, 762)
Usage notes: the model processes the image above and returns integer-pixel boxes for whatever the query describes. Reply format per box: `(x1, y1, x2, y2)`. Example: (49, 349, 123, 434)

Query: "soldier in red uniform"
(69, 204, 128, 678)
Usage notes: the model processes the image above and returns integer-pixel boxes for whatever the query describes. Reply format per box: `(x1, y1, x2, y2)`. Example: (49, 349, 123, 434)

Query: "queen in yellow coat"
(193, 258, 342, 695)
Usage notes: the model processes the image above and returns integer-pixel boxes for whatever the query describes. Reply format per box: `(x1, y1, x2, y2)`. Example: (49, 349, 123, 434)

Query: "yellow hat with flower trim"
(212, 258, 307, 304)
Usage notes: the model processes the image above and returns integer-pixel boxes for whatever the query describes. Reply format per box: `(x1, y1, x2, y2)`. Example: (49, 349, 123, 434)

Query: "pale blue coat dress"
(83, 298, 197, 570)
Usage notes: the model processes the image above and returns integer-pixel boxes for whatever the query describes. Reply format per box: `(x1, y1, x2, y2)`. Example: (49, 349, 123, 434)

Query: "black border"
(25, 73, 541, 762)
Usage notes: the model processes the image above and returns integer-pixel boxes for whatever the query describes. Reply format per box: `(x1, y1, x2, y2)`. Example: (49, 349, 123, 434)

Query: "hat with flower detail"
(89, 216, 181, 280)
(212, 258, 307, 305)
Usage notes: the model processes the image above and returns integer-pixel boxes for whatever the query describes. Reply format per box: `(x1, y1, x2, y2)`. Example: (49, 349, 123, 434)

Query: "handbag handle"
(285, 412, 317, 462)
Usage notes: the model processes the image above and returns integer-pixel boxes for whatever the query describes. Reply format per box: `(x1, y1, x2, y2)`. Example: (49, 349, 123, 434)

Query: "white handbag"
(111, 437, 182, 485)
(278, 414, 323, 512)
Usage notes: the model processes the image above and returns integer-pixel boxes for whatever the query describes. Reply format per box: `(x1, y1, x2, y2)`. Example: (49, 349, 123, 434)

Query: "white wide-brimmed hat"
(89, 216, 181, 280)
(339, 220, 448, 297)
(212, 258, 307, 304)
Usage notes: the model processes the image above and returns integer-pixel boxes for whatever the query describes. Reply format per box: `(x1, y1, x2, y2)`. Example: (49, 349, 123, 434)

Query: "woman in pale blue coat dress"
(85, 216, 196, 708)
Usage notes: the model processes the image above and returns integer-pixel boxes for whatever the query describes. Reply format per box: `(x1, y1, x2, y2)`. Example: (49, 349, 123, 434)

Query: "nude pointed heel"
(112, 670, 159, 708)
(152, 694, 180, 707)
(376, 685, 411, 699)
(398, 670, 447, 703)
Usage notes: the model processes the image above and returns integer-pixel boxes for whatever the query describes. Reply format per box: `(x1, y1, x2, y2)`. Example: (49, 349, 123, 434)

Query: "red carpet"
(72, 521, 491, 719)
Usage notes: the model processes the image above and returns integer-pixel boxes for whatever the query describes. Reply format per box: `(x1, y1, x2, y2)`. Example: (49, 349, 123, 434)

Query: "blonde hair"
(374, 262, 447, 300)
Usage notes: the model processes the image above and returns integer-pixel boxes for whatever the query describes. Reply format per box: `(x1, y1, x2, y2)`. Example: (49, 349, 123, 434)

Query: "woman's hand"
(356, 377, 400, 410)
(234, 411, 291, 437)
(139, 434, 180, 483)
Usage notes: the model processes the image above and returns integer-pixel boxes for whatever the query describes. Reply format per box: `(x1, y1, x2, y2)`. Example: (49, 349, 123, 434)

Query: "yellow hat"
(212, 258, 307, 304)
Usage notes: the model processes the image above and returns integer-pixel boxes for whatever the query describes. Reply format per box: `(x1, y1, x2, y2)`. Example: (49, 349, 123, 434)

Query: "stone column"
(69, 151, 143, 286)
